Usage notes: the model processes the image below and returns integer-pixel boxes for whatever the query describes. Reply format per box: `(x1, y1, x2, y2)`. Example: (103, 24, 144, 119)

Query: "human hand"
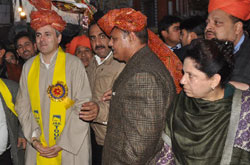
(31, 139, 52, 155)
(101, 89, 112, 101)
(17, 137, 27, 149)
(39, 145, 62, 158)
(79, 101, 99, 121)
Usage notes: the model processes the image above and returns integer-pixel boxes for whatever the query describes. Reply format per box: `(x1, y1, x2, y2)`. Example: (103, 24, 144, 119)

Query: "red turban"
(28, 0, 66, 32)
(28, 0, 52, 11)
(30, 10, 66, 32)
(97, 8, 147, 36)
(98, 8, 183, 93)
(208, 0, 250, 21)
(66, 35, 92, 55)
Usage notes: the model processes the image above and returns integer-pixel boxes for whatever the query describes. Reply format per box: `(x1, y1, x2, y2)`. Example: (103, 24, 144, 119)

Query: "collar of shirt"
(234, 34, 245, 54)
(166, 43, 181, 51)
(40, 49, 58, 69)
(0, 98, 8, 155)
(94, 51, 112, 66)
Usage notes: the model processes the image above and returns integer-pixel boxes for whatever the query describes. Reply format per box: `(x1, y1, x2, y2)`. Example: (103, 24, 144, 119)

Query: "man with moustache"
(97, 8, 176, 164)
(14, 31, 37, 64)
(205, 0, 250, 84)
(79, 12, 125, 165)
(15, 2, 92, 164)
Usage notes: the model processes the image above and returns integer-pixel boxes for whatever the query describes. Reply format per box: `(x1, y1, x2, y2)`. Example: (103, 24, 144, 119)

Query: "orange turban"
(66, 35, 92, 55)
(208, 0, 250, 21)
(28, 0, 51, 11)
(30, 10, 66, 32)
(28, 0, 66, 32)
(98, 8, 183, 93)
(97, 8, 147, 36)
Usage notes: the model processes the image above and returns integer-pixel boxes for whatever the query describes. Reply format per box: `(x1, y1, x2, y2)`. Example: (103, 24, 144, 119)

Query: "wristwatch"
(31, 138, 41, 148)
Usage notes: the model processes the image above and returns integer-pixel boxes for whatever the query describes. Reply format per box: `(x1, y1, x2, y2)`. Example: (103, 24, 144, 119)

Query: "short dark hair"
(180, 16, 206, 37)
(230, 15, 243, 24)
(230, 15, 249, 33)
(134, 28, 148, 44)
(4, 49, 18, 61)
(120, 28, 148, 44)
(88, 10, 105, 34)
(14, 31, 35, 48)
(158, 15, 181, 41)
(185, 38, 234, 88)
(0, 41, 6, 50)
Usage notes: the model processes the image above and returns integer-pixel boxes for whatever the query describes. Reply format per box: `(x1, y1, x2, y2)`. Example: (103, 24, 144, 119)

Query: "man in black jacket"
(205, 0, 250, 84)
(98, 8, 176, 164)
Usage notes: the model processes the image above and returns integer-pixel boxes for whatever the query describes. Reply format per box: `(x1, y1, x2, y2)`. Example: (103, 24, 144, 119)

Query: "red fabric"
(66, 35, 92, 55)
(208, 0, 250, 21)
(98, 8, 183, 93)
(148, 30, 183, 93)
(30, 10, 66, 32)
(97, 8, 147, 36)
(28, 0, 52, 10)
(6, 63, 22, 83)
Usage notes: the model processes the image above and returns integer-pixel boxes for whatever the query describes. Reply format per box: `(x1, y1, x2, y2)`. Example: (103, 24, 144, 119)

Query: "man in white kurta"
(15, 8, 92, 165)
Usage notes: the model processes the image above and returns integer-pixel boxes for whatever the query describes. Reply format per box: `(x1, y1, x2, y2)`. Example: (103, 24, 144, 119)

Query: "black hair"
(180, 16, 206, 37)
(120, 27, 148, 45)
(4, 49, 19, 62)
(185, 38, 234, 87)
(0, 41, 6, 50)
(134, 28, 148, 44)
(158, 15, 181, 40)
(14, 31, 35, 48)
(88, 10, 105, 32)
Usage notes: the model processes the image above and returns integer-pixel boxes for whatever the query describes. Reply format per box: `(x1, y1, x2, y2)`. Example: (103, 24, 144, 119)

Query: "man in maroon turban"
(97, 8, 176, 164)
(205, 0, 250, 84)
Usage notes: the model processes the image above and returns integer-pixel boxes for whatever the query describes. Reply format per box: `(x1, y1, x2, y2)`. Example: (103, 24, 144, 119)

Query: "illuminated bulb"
(18, 7, 22, 12)
(20, 11, 26, 17)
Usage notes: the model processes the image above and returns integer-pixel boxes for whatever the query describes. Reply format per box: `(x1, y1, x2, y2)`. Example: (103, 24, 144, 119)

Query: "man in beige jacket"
(79, 14, 125, 164)
(15, 7, 92, 165)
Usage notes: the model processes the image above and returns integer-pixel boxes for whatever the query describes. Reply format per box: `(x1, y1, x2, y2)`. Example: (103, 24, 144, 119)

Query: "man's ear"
(57, 34, 62, 44)
(161, 30, 168, 40)
(129, 32, 137, 42)
(34, 43, 37, 51)
(234, 21, 243, 35)
(190, 32, 198, 40)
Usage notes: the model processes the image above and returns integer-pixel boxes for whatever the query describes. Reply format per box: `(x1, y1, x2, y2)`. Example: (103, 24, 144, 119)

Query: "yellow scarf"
(28, 47, 74, 165)
(0, 79, 17, 116)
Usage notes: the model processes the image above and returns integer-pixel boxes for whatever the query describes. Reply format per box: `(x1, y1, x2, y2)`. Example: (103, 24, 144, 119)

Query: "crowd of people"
(0, 0, 249, 164)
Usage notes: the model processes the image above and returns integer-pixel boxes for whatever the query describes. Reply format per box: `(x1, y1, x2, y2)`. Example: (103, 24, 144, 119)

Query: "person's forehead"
(208, 9, 231, 20)
(36, 25, 56, 34)
(110, 28, 123, 36)
(76, 45, 90, 50)
(18, 36, 32, 44)
(89, 24, 103, 35)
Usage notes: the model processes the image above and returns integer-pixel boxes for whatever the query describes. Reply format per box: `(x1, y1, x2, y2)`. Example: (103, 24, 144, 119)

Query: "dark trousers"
(0, 148, 13, 165)
(91, 128, 103, 165)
